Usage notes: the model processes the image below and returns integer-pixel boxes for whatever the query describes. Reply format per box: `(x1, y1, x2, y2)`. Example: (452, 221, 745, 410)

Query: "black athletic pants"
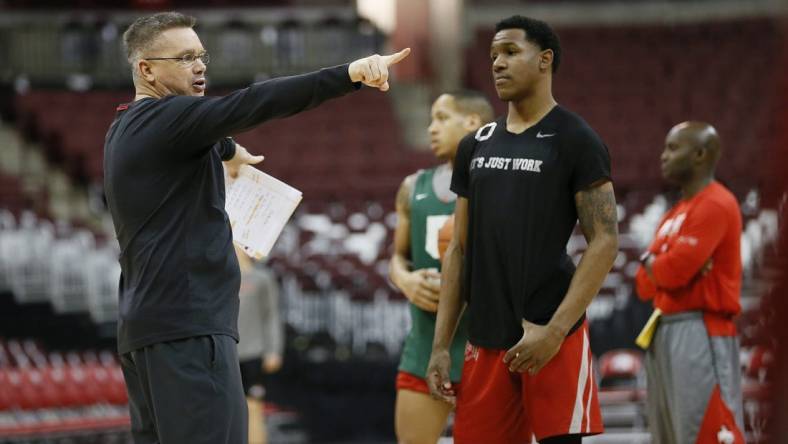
(120, 334, 248, 444)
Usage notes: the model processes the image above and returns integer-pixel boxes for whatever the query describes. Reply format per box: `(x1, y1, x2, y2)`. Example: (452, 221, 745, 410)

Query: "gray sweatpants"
(120, 334, 248, 444)
(645, 312, 743, 444)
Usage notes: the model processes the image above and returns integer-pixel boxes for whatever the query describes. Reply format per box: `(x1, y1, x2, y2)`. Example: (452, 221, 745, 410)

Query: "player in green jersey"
(389, 91, 493, 444)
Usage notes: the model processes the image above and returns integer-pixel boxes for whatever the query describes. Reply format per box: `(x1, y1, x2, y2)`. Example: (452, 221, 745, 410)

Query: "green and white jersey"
(399, 164, 469, 382)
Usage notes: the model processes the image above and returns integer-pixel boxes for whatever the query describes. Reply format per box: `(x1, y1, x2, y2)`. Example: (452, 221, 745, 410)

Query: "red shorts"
(454, 321, 603, 443)
(395, 371, 430, 394)
(396, 371, 461, 395)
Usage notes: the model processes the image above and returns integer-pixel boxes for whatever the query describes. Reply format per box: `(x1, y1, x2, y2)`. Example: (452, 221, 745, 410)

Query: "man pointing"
(104, 11, 409, 444)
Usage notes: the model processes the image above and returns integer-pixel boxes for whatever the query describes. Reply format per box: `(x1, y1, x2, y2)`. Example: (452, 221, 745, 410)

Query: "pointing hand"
(348, 48, 411, 91)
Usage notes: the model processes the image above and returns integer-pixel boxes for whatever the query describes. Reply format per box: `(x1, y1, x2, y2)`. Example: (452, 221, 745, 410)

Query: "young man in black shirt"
(427, 16, 618, 444)
(104, 12, 409, 444)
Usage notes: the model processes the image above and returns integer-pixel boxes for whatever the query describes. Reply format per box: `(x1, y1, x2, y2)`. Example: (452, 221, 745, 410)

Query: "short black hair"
(444, 90, 495, 124)
(495, 15, 561, 73)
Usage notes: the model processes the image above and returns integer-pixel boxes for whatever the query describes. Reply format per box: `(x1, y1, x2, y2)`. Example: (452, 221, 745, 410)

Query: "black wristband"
(219, 137, 237, 161)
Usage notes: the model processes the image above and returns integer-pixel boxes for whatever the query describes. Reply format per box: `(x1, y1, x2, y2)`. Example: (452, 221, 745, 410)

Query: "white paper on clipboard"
(224, 165, 302, 260)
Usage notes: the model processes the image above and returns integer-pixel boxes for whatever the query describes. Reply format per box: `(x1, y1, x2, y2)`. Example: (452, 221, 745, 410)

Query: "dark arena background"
(0, 0, 786, 443)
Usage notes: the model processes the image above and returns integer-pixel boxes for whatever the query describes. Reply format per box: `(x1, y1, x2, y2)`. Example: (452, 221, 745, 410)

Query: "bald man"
(635, 122, 744, 444)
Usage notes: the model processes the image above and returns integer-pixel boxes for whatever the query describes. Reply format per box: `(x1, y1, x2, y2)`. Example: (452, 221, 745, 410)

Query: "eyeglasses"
(144, 52, 210, 66)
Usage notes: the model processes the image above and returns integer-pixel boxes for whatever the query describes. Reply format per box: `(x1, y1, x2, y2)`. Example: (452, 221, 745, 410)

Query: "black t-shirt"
(104, 65, 359, 354)
(451, 105, 611, 349)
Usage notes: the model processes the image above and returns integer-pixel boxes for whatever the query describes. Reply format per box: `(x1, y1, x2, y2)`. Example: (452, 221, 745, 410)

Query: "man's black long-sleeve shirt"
(104, 65, 359, 354)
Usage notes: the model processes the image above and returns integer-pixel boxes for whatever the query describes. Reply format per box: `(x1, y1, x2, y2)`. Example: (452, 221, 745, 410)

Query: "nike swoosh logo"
(415, 193, 428, 200)
(536, 131, 556, 138)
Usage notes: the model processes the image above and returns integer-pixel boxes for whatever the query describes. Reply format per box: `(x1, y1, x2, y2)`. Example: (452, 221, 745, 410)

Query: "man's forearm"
(174, 65, 359, 148)
(433, 240, 466, 351)
(647, 252, 711, 290)
(549, 235, 617, 335)
(389, 253, 411, 291)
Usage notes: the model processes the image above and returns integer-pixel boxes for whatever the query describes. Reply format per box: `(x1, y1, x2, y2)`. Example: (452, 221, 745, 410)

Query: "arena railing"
(1, 14, 384, 89)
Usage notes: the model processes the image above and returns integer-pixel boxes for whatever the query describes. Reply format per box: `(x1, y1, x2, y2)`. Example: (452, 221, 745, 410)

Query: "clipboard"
(224, 165, 302, 260)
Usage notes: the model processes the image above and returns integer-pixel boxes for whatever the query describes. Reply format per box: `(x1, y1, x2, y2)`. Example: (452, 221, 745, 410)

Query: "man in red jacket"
(636, 121, 744, 444)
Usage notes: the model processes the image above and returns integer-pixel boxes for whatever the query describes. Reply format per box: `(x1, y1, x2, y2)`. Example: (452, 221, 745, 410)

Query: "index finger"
(428, 375, 455, 404)
(423, 269, 441, 279)
(416, 297, 438, 312)
(382, 47, 411, 66)
(503, 343, 526, 364)
(427, 371, 443, 396)
(419, 279, 440, 293)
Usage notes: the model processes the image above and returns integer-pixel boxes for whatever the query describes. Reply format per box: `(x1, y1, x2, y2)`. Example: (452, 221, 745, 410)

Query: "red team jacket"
(635, 181, 742, 336)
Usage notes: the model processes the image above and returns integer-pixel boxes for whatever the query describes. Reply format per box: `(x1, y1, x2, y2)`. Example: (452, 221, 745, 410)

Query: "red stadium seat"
(0, 369, 15, 411)
(598, 349, 644, 391)
(466, 19, 781, 197)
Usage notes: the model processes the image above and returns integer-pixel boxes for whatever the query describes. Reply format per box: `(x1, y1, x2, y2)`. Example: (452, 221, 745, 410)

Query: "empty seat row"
(13, 87, 415, 202)
(466, 18, 781, 194)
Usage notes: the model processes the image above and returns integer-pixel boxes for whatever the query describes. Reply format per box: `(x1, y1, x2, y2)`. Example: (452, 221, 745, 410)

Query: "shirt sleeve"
(450, 133, 477, 198)
(163, 64, 360, 157)
(650, 199, 729, 290)
(215, 137, 236, 161)
(635, 265, 656, 301)
(634, 212, 672, 300)
(569, 125, 612, 194)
